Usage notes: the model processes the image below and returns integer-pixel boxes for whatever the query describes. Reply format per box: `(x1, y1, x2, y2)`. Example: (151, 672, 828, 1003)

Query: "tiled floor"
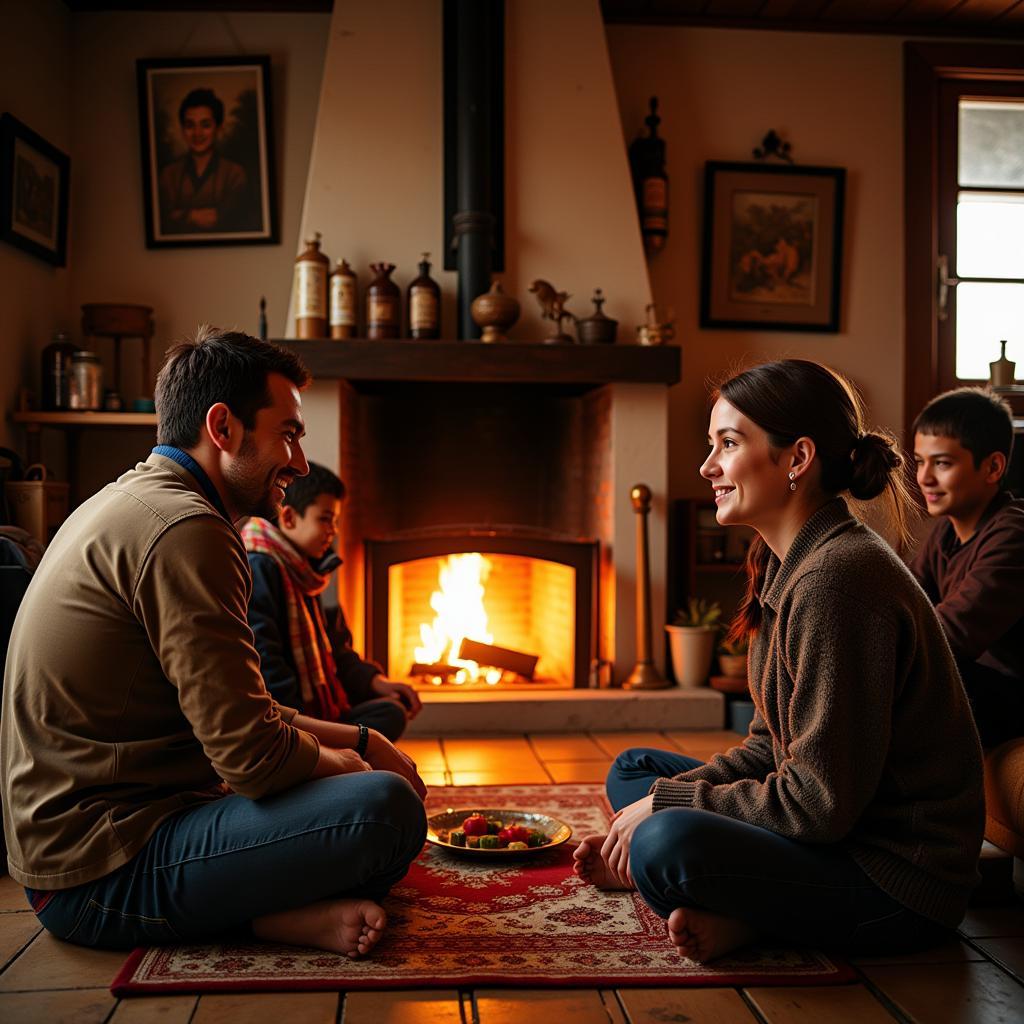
(2, 730, 1023, 1022)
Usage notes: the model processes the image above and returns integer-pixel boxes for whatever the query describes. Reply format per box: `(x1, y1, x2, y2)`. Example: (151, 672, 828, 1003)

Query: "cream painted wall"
(607, 26, 906, 501)
(0, 0, 72, 452)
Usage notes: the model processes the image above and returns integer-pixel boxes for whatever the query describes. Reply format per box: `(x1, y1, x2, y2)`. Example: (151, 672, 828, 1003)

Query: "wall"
(0, 0, 73, 452)
(2, 8, 329, 493)
(606, 26, 906, 501)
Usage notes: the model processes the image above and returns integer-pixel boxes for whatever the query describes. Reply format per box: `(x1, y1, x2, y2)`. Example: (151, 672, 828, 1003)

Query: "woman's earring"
(788, 471, 797, 492)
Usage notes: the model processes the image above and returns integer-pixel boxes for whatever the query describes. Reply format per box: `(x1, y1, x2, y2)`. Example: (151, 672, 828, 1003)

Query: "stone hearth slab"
(406, 687, 724, 736)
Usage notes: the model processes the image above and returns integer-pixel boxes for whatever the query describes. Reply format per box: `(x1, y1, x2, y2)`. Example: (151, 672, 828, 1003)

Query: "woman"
(573, 359, 984, 962)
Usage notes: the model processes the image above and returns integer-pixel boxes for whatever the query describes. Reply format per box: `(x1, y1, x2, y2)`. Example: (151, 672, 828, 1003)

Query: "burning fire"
(414, 553, 503, 685)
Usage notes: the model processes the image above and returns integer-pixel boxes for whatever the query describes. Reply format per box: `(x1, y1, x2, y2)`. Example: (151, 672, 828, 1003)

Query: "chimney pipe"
(449, 0, 502, 339)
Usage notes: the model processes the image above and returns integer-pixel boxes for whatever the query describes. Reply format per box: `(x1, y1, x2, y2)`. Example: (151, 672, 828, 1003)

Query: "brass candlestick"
(623, 483, 668, 689)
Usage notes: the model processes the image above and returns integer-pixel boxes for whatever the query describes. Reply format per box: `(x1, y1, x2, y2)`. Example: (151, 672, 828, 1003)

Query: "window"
(904, 44, 1024, 434)
(939, 87, 1024, 383)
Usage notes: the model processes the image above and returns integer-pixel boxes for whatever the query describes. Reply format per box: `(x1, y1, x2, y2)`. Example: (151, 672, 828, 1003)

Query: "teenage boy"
(243, 463, 421, 741)
(912, 387, 1024, 748)
(1, 328, 426, 955)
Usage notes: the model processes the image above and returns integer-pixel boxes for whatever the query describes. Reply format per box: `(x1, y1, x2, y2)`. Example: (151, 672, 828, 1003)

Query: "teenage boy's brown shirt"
(1, 454, 320, 890)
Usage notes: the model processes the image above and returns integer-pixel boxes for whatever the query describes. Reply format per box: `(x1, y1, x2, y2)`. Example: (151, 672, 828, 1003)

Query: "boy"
(244, 463, 421, 741)
(911, 387, 1024, 748)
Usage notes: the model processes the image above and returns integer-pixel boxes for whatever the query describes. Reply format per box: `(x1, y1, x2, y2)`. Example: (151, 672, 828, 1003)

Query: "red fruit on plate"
(462, 813, 489, 836)
(498, 824, 531, 845)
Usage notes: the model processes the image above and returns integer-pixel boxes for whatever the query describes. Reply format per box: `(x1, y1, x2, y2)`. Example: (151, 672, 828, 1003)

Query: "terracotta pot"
(718, 653, 747, 679)
(471, 281, 520, 343)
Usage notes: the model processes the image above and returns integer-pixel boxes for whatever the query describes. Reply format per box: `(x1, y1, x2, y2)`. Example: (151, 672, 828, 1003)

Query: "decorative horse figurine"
(529, 279, 574, 344)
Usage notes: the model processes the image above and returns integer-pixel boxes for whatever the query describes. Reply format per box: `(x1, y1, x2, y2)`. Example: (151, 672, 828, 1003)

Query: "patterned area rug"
(111, 783, 854, 995)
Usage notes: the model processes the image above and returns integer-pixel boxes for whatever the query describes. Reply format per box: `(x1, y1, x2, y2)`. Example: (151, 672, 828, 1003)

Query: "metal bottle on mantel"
(366, 263, 400, 340)
(329, 259, 358, 339)
(293, 233, 329, 339)
(407, 252, 440, 339)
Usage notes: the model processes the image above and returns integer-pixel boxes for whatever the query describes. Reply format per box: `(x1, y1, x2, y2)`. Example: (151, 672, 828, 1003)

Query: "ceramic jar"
(471, 281, 520, 343)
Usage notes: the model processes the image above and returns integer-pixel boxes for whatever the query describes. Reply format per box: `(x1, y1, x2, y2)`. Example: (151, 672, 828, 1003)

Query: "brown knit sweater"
(652, 499, 984, 928)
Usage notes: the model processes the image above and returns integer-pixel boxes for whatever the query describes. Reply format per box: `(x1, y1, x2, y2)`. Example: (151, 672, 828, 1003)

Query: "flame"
(414, 553, 502, 685)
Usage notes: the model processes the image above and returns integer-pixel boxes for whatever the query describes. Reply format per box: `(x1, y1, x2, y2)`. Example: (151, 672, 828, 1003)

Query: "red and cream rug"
(112, 783, 854, 995)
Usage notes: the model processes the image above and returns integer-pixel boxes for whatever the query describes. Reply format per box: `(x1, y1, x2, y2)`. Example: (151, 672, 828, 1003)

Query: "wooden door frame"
(903, 42, 1024, 440)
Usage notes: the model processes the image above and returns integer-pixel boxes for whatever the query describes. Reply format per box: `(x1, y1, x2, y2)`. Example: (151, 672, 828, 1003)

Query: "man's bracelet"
(355, 723, 369, 759)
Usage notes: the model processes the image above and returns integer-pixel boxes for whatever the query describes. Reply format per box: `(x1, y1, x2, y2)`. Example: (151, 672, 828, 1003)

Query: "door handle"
(937, 254, 959, 322)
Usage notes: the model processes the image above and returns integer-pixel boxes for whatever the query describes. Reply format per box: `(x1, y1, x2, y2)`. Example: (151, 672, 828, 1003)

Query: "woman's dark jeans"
(607, 747, 952, 954)
(29, 772, 426, 950)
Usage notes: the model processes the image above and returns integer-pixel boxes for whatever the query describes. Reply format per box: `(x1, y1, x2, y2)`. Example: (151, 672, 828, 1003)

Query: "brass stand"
(623, 483, 668, 689)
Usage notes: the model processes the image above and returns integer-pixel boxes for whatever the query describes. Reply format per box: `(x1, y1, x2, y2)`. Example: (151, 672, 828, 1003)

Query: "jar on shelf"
(294, 233, 329, 339)
(329, 259, 358, 339)
(68, 351, 103, 410)
(366, 262, 400, 340)
(41, 330, 77, 410)
(407, 253, 440, 339)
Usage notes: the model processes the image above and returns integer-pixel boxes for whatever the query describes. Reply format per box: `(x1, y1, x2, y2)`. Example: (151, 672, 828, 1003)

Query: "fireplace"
(366, 529, 598, 689)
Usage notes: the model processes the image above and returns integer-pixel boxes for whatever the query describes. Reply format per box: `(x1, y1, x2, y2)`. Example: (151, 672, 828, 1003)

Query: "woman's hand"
(599, 795, 655, 888)
(370, 675, 423, 717)
(364, 729, 428, 801)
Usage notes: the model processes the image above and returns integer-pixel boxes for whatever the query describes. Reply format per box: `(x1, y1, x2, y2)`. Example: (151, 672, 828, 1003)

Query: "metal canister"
(68, 351, 102, 410)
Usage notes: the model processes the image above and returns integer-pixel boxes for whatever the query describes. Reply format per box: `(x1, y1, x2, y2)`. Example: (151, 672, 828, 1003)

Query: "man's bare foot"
(667, 906, 757, 964)
(253, 898, 387, 958)
(571, 834, 635, 891)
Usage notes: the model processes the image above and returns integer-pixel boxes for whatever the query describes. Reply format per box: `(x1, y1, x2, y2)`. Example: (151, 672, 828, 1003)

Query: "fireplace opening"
(366, 530, 598, 690)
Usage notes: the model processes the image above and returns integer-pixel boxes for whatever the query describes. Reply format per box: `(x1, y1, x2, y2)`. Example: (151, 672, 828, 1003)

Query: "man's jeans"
(608, 747, 951, 954)
(30, 772, 426, 950)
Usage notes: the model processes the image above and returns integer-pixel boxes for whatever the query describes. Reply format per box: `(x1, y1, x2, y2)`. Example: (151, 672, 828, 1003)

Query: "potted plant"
(717, 635, 749, 679)
(665, 598, 721, 687)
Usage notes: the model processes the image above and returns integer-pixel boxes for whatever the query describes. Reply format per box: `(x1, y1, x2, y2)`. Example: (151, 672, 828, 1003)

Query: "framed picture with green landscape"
(700, 162, 845, 332)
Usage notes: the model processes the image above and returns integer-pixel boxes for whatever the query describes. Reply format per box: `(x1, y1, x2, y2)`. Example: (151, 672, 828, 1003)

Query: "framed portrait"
(136, 56, 278, 248)
(0, 113, 69, 267)
(700, 162, 846, 332)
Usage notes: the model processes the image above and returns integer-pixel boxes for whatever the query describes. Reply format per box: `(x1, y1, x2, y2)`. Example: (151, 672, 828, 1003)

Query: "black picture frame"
(0, 113, 69, 267)
(700, 161, 845, 332)
(136, 56, 278, 248)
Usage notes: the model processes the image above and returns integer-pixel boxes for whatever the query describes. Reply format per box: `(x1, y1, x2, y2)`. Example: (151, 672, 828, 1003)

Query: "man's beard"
(222, 434, 281, 520)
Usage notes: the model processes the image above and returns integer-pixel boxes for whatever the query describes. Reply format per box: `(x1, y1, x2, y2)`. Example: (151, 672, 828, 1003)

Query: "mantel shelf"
(276, 338, 681, 388)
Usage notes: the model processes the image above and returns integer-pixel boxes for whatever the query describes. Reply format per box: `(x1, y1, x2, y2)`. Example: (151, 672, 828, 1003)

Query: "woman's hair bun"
(849, 431, 902, 501)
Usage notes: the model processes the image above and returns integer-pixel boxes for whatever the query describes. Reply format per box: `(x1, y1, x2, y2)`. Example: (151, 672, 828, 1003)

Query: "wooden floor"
(2, 729, 1023, 1022)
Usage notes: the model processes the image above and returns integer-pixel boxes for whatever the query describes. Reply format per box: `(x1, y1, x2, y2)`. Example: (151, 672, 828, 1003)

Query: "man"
(1, 327, 426, 955)
(912, 387, 1024, 748)
(158, 88, 250, 234)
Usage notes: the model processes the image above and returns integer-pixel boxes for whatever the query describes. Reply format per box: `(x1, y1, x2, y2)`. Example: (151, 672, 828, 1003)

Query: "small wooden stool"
(81, 303, 155, 404)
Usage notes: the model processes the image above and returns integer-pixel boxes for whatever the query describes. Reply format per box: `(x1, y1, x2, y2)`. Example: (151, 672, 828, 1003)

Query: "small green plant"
(672, 598, 722, 629)
(718, 634, 749, 656)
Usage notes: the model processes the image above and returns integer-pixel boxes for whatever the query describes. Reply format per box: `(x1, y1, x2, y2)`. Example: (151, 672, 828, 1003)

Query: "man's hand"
(599, 794, 655, 888)
(364, 729, 428, 801)
(370, 675, 422, 718)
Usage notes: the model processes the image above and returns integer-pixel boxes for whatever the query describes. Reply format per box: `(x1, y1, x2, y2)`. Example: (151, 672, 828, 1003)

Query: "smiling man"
(911, 387, 1024, 748)
(1, 327, 426, 956)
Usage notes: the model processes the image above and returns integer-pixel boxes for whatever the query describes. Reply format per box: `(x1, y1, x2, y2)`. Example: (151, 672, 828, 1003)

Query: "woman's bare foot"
(667, 906, 758, 963)
(253, 898, 387, 958)
(571, 835, 635, 891)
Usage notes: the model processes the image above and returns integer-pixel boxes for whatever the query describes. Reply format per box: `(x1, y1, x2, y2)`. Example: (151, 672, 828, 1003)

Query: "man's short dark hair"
(282, 462, 346, 516)
(155, 326, 310, 448)
(913, 386, 1014, 469)
(179, 88, 224, 126)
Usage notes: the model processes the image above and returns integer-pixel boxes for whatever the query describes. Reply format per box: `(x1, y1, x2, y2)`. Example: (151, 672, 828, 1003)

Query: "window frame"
(903, 43, 1024, 437)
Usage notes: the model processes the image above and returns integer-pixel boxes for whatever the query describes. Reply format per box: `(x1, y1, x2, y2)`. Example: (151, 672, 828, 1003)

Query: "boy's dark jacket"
(247, 552, 381, 712)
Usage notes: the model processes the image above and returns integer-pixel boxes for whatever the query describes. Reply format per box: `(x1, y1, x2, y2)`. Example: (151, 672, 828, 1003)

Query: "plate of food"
(427, 807, 573, 857)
